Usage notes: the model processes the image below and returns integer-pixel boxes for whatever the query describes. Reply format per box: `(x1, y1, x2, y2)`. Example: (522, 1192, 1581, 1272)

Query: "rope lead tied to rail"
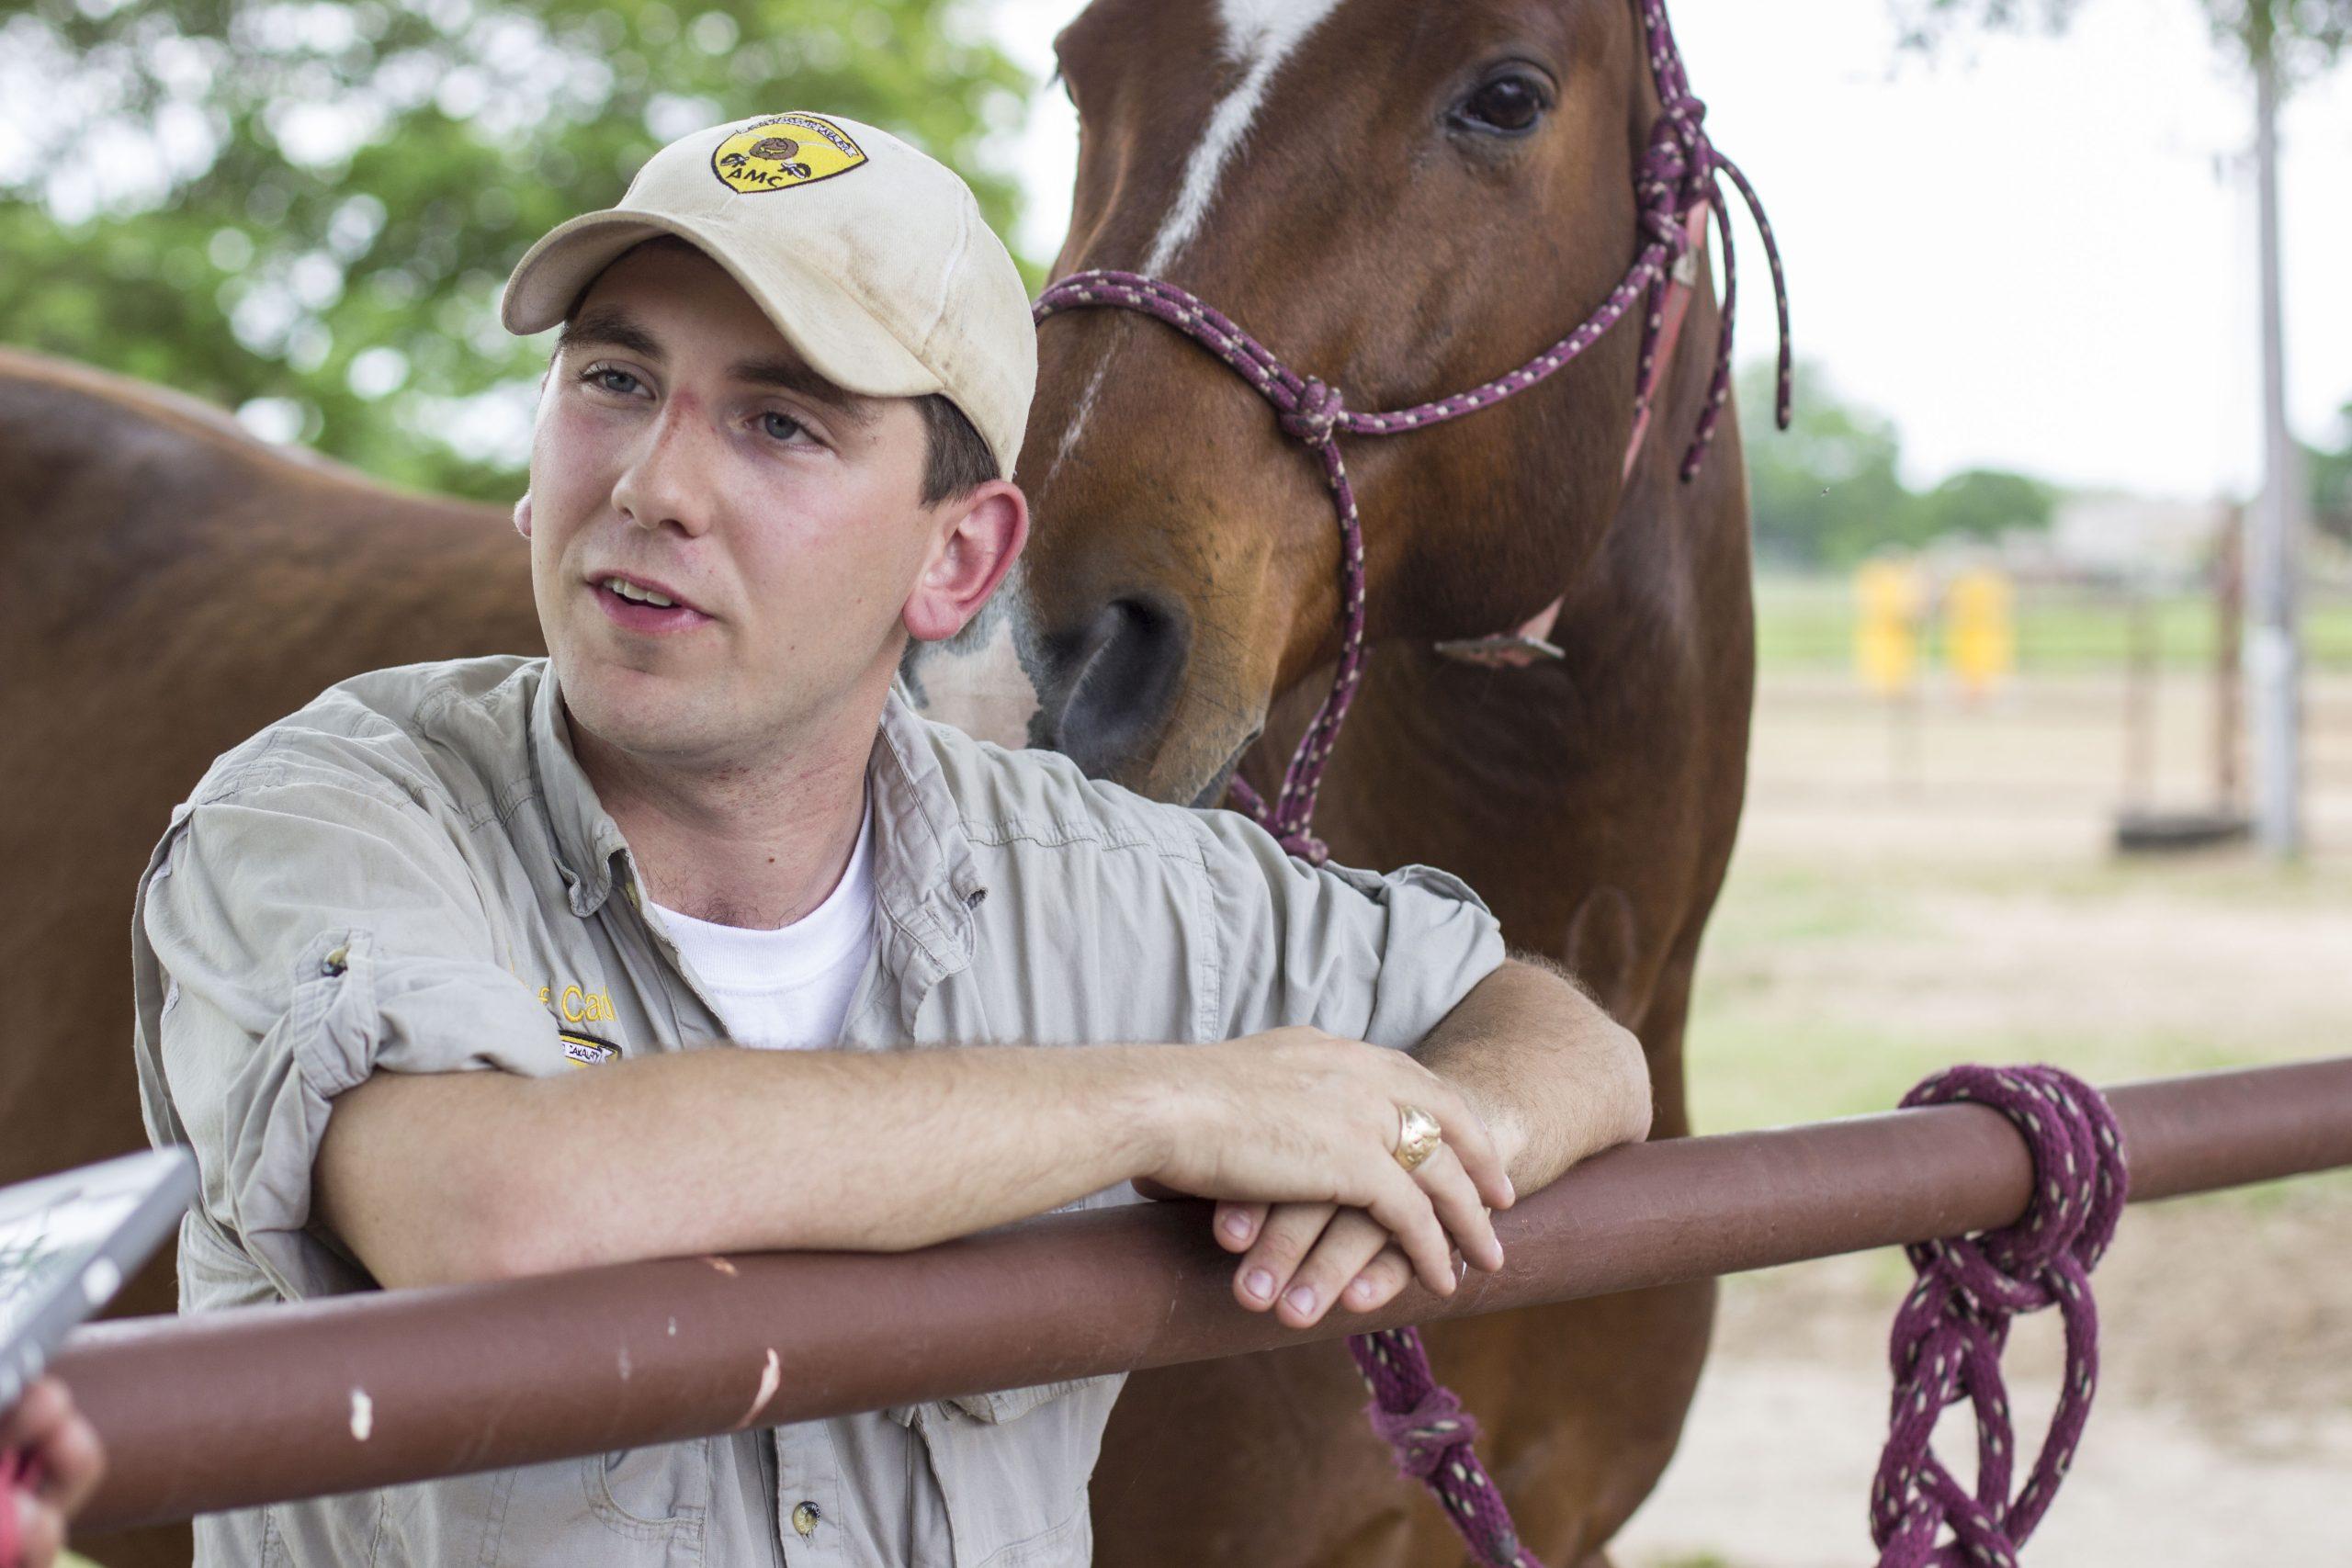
(1871, 1064, 2130, 1568)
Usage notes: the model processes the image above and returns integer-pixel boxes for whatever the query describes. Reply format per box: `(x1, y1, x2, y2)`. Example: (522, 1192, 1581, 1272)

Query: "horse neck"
(1272, 270, 1755, 953)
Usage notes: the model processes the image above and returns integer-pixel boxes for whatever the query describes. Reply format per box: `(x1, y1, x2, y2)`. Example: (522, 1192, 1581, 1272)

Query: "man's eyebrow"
(727, 354, 877, 427)
(556, 304, 662, 365)
(556, 304, 876, 427)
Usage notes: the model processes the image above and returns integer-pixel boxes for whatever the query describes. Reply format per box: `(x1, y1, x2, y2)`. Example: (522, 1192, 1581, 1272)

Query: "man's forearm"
(318, 1043, 1176, 1288)
(1408, 954, 1652, 1194)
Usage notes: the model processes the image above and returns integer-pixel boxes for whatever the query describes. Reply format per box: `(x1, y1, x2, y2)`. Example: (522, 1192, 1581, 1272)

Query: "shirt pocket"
(473, 1439, 711, 1566)
(892, 1376, 1120, 1568)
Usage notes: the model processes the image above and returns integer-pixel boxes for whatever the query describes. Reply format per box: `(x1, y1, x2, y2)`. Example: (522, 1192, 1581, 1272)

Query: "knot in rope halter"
(1871, 1065, 2129, 1568)
(1277, 375, 1347, 447)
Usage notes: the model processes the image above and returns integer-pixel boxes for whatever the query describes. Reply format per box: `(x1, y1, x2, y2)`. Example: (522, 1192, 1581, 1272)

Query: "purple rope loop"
(1871, 1065, 2130, 1568)
(1350, 1328, 1532, 1568)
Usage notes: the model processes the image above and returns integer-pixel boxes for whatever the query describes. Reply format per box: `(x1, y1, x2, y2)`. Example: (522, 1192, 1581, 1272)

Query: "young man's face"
(522, 238, 1016, 770)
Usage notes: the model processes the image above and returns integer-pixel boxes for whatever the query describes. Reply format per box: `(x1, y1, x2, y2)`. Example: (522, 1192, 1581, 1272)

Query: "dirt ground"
(1611, 671, 2352, 1567)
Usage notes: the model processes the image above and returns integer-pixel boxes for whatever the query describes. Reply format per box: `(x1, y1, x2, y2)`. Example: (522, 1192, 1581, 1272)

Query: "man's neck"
(568, 696, 878, 931)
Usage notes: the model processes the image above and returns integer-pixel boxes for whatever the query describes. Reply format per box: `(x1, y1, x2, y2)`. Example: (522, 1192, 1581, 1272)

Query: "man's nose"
(612, 393, 718, 538)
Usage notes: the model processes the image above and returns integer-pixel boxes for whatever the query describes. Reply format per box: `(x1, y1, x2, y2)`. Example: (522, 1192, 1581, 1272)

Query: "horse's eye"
(1453, 73, 1549, 136)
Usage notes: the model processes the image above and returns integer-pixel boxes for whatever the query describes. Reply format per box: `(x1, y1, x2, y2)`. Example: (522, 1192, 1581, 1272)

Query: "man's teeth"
(605, 578, 676, 607)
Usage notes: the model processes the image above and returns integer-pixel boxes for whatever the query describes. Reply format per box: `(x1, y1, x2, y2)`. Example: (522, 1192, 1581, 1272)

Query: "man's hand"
(1163, 954, 1650, 1329)
(1136, 1026, 1514, 1303)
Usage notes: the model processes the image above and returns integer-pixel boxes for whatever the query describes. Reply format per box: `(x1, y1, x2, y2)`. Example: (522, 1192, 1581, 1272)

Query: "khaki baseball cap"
(500, 110, 1035, 479)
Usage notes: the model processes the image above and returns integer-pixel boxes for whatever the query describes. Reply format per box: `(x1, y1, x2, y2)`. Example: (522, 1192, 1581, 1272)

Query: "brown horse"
(910, 0, 1760, 1562)
(4, 1, 1760, 1562)
(0, 350, 543, 1565)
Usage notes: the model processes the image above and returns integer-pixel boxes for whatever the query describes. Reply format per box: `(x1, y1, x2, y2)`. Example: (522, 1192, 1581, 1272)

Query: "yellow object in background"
(1946, 566, 2015, 700)
(1854, 557, 1926, 695)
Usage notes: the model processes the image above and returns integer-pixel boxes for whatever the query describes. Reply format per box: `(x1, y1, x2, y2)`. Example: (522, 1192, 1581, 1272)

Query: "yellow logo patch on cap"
(712, 113, 867, 194)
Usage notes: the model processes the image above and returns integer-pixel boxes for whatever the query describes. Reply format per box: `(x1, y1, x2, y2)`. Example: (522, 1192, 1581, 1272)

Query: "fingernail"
(1285, 1285, 1316, 1314)
(1245, 1269, 1274, 1301)
(1222, 1212, 1251, 1240)
(1504, 1175, 1517, 1205)
(1350, 1279, 1374, 1303)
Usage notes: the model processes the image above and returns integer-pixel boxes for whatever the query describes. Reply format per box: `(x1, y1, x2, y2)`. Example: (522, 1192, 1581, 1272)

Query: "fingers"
(1410, 1141, 1503, 1274)
(35, 1410, 104, 1518)
(1340, 1244, 1416, 1315)
(0, 1377, 66, 1453)
(1403, 1077, 1514, 1212)
(1230, 1202, 1334, 1312)
(1, 1378, 103, 1522)
(1264, 1208, 1394, 1328)
(1362, 1164, 1459, 1296)
(13, 1490, 64, 1568)
(1214, 1201, 1267, 1252)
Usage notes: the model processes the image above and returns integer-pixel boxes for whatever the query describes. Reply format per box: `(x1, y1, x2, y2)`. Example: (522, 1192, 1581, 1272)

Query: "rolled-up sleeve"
(134, 762, 563, 1301)
(1192, 807, 1506, 1048)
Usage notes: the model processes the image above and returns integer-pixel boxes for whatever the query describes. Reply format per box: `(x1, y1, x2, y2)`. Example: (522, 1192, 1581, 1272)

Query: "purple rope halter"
(1032, 0, 1792, 867)
(1872, 1065, 2130, 1567)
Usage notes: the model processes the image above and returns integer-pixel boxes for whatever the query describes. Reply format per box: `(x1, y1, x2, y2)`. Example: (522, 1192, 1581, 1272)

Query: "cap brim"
(499, 209, 944, 402)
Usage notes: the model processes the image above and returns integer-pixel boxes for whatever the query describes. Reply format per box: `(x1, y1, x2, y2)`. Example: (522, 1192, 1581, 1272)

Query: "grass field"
(1614, 652, 2352, 1568)
(1753, 570, 2352, 672)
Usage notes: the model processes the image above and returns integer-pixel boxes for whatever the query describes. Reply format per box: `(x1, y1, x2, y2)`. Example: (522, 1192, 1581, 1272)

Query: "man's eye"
(760, 411, 808, 442)
(581, 366, 641, 395)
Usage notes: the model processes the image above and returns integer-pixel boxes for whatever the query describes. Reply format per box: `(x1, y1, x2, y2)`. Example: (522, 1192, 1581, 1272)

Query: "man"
(130, 111, 1649, 1564)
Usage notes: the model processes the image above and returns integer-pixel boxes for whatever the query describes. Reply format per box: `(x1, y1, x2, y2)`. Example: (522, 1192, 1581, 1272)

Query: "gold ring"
(1394, 1103, 1443, 1173)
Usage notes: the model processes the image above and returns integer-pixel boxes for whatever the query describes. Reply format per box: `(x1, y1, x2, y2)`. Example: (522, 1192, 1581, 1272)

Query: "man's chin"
(557, 657, 718, 759)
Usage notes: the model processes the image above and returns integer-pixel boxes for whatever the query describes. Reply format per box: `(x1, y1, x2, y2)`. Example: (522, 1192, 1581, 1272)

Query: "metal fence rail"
(58, 1055, 2352, 1531)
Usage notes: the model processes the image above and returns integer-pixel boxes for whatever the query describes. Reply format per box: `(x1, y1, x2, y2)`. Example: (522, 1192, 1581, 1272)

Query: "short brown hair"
(913, 392, 999, 506)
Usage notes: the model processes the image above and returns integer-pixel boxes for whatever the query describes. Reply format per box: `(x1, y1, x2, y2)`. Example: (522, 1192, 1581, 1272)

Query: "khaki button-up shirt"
(130, 655, 1505, 1566)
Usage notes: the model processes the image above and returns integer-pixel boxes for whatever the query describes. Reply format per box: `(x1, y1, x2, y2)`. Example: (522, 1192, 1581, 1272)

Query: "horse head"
(915, 0, 1687, 809)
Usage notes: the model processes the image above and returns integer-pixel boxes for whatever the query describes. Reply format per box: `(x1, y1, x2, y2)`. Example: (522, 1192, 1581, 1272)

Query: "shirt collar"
(529, 660, 630, 918)
(865, 681, 986, 1013)
(529, 661, 985, 997)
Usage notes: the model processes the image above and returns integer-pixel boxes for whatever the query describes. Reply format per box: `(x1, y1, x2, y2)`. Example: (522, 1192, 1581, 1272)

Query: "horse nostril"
(1049, 596, 1189, 778)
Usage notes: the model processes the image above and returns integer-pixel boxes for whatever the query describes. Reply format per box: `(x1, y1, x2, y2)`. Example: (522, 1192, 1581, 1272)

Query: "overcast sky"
(984, 0, 2352, 501)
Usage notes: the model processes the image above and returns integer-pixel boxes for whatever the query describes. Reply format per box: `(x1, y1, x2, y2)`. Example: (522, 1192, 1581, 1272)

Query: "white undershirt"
(647, 800, 876, 1051)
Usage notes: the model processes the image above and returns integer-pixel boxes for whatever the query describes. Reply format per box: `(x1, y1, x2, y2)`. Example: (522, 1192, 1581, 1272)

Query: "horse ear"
(513, 491, 533, 540)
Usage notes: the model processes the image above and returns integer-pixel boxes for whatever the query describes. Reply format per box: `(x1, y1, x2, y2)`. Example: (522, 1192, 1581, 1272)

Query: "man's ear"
(904, 479, 1028, 644)
(513, 490, 533, 540)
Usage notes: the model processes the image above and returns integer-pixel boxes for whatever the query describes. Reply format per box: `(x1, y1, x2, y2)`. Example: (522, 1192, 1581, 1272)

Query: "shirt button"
(791, 1500, 820, 1537)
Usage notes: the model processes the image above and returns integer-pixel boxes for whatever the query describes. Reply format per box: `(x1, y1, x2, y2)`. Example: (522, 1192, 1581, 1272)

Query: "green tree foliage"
(0, 0, 1029, 502)
(1738, 360, 2057, 566)
(1920, 466, 2057, 541)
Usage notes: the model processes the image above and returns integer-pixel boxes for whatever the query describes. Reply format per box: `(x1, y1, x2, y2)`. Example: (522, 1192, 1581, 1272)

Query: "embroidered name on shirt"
(539, 982, 617, 1026)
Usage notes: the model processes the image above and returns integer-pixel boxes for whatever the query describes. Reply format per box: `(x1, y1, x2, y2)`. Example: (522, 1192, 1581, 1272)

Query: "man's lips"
(589, 571, 714, 633)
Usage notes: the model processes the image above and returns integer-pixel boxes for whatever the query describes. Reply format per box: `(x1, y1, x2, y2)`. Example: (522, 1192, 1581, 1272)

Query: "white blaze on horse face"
(1043, 0, 1352, 491)
(1150, 0, 1353, 273)
(901, 563, 1044, 750)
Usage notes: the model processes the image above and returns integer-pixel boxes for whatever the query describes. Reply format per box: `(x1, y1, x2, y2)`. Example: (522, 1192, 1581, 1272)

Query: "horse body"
(0, 344, 540, 1303)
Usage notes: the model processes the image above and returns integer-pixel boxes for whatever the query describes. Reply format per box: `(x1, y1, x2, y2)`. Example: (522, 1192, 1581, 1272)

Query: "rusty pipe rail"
(59, 1055, 2352, 1531)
